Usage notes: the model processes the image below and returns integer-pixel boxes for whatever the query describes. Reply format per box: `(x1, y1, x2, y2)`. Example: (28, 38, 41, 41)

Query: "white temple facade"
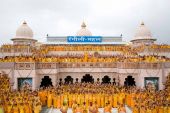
(0, 21, 169, 90)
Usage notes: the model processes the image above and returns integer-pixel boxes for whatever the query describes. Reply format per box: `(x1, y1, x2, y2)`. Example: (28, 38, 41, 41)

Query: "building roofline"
(130, 38, 156, 42)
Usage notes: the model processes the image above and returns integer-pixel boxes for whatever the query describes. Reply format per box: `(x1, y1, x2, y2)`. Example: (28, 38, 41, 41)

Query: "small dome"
(134, 22, 152, 39)
(76, 22, 92, 36)
(15, 21, 33, 39)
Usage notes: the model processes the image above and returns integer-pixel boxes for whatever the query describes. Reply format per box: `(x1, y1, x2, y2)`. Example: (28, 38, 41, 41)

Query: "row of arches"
(61, 74, 112, 84)
(40, 74, 136, 88)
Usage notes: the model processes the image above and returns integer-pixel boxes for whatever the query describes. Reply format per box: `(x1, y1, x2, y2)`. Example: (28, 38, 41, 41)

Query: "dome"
(15, 21, 33, 39)
(134, 22, 152, 39)
(76, 22, 92, 36)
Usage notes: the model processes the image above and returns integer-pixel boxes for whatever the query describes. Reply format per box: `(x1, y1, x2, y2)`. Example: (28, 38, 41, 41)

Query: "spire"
(23, 21, 27, 25)
(141, 21, 145, 25)
(76, 21, 92, 36)
(81, 21, 86, 28)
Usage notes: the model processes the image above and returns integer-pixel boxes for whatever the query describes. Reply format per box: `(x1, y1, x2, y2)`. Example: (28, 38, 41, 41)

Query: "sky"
(0, 0, 170, 45)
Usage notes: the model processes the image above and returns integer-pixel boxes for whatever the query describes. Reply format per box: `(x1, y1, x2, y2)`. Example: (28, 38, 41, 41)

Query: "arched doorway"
(64, 76, 73, 84)
(102, 76, 111, 84)
(81, 74, 94, 83)
(124, 75, 136, 86)
(40, 76, 53, 88)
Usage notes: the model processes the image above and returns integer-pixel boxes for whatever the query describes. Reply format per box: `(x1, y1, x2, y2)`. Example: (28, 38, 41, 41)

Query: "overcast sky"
(0, 0, 170, 45)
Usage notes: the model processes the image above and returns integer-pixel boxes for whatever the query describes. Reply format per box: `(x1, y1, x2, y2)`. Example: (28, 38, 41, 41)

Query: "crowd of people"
(1, 44, 170, 56)
(38, 81, 170, 113)
(0, 72, 41, 113)
(151, 44, 170, 49)
(40, 44, 170, 52)
(0, 54, 169, 63)
(1, 44, 170, 64)
(0, 44, 35, 53)
(0, 71, 170, 113)
(0, 44, 170, 113)
(40, 45, 134, 52)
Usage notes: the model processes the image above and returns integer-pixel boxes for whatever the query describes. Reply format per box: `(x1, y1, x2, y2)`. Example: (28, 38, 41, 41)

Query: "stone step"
(40, 107, 132, 113)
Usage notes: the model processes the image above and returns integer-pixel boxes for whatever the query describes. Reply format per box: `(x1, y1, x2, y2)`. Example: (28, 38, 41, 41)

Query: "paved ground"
(41, 106, 132, 113)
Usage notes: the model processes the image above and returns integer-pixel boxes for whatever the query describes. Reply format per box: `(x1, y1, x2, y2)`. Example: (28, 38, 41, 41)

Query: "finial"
(23, 21, 27, 24)
(120, 34, 123, 37)
(81, 22, 86, 28)
(141, 21, 144, 25)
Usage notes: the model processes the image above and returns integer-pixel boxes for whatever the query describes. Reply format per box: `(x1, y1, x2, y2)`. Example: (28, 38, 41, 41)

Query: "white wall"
(13, 70, 36, 90)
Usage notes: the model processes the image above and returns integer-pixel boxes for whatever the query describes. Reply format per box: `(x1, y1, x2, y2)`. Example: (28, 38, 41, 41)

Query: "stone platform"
(41, 107, 132, 113)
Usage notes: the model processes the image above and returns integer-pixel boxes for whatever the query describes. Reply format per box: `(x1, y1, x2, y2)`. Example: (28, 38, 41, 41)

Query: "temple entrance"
(81, 74, 94, 83)
(40, 76, 53, 88)
(124, 76, 136, 86)
(102, 76, 111, 84)
(64, 76, 73, 84)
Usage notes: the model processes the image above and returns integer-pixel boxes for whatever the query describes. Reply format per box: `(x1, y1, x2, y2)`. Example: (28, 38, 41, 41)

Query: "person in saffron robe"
(96, 93, 101, 108)
(82, 102, 88, 113)
(24, 103, 31, 113)
(47, 92, 52, 108)
(0, 102, 4, 113)
(33, 103, 42, 113)
(118, 104, 126, 113)
(12, 104, 19, 113)
(72, 101, 78, 113)
(6, 103, 12, 113)
(104, 102, 112, 113)
(60, 102, 68, 113)
(57, 94, 61, 108)
(75, 104, 83, 113)
(53, 93, 58, 108)
(89, 102, 96, 113)
(113, 93, 118, 108)
(132, 105, 139, 113)
(19, 103, 24, 113)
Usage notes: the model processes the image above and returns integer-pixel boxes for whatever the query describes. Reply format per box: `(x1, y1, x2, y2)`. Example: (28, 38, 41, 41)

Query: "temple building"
(0, 21, 169, 90)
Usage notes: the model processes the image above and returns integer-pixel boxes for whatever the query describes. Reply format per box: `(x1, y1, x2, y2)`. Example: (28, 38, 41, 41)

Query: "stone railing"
(0, 62, 168, 69)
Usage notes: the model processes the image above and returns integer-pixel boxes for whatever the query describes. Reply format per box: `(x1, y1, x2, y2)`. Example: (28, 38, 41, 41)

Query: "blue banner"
(67, 36, 102, 43)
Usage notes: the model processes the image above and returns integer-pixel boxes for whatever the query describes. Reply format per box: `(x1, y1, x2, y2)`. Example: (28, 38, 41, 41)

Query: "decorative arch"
(40, 76, 53, 88)
(102, 75, 111, 84)
(81, 74, 94, 83)
(124, 75, 136, 86)
(64, 76, 73, 84)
